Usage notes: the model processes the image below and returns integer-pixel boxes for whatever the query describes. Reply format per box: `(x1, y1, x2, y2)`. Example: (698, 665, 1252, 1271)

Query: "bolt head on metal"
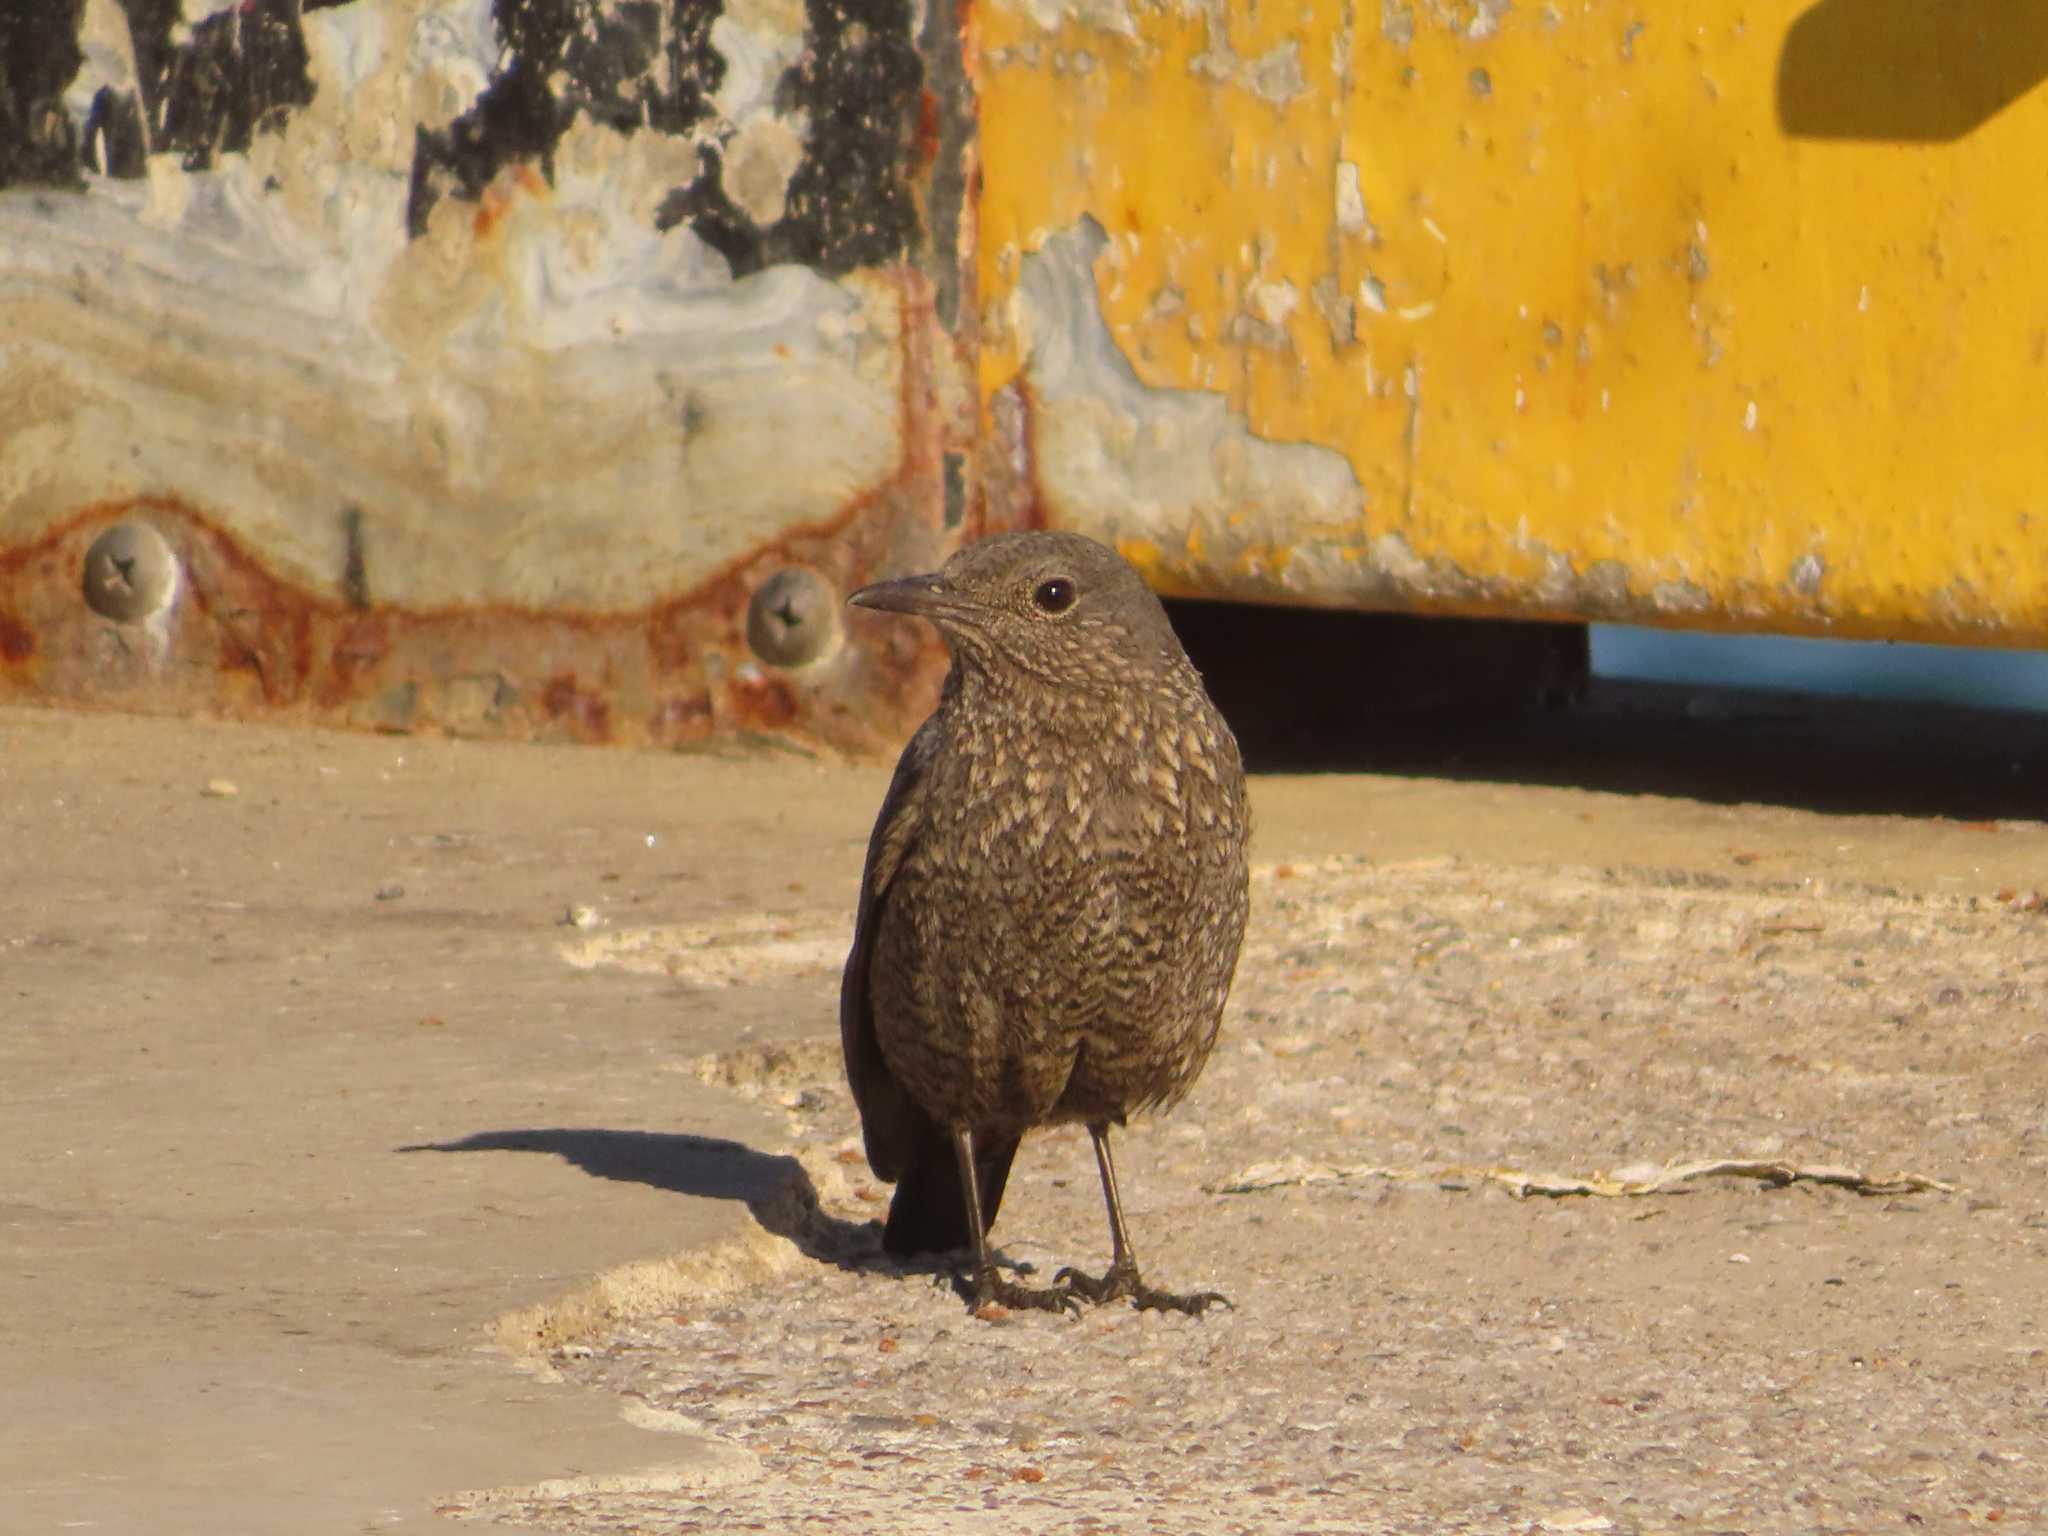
(82, 522, 179, 623)
(746, 566, 838, 668)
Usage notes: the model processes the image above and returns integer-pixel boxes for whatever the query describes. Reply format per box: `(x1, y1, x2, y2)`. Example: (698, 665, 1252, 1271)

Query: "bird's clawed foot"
(1055, 1259, 1232, 1316)
(968, 1264, 1083, 1318)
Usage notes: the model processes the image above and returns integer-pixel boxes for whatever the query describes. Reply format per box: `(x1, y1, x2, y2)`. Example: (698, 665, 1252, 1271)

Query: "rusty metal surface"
(0, 0, 977, 750)
(1, 471, 936, 750)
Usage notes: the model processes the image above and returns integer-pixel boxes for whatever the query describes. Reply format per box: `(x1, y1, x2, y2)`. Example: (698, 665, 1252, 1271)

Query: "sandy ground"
(4, 700, 2045, 1534)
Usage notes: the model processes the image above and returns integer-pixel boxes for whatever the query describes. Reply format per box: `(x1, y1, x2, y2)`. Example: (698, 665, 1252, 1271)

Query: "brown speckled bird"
(840, 531, 1251, 1315)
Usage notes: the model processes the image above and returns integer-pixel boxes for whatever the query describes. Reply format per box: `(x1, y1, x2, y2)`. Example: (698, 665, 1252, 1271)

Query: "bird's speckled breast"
(867, 667, 1250, 1135)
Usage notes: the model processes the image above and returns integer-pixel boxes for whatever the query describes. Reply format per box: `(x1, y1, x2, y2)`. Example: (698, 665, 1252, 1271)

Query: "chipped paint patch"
(1333, 161, 1371, 237)
(1192, 33, 1308, 105)
(997, 218, 1367, 597)
(1787, 553, 1825, 599)
(995, 0, 1142, 39)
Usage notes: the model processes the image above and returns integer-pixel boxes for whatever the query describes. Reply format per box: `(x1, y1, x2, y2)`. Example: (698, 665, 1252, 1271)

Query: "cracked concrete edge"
(485, 1146, 861, 1356)
(489, 1226, 809, 1356)
(447, 1433, 765, 1517)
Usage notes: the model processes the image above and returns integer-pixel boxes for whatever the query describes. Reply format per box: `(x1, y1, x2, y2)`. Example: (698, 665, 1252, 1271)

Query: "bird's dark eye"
(1032, 577, 1076, 614)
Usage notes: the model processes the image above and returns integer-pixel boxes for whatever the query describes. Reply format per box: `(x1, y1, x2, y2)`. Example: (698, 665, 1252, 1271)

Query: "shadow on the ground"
(402, 1128, 1043, 1300)
(1166, 601, 2048, 822)
(400, 1128, 882, 1272)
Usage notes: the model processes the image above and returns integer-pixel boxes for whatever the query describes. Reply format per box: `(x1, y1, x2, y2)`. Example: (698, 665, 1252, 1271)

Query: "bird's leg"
(1056, 1124, 1231, 1315)
(951, 1127, 1077, 1316)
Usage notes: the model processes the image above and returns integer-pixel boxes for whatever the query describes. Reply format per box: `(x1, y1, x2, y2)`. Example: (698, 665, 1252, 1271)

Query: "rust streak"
(728, 672, 799, 731)
(914, 88, 944, 174)
(540, 673, 612, 741)
(0, 265, 965, 754)
(0, 612, 35, 663)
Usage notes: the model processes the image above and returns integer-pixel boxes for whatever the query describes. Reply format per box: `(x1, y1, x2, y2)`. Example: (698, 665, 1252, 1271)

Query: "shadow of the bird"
(398, 1126, 1009, 1284)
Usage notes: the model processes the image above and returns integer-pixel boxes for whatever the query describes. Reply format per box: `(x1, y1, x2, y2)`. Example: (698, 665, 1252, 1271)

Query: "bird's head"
(849, 531, 1187, 691)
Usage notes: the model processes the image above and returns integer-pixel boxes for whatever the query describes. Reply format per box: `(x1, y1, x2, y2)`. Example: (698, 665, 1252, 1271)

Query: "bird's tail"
(882, 1125, 1020, 1257)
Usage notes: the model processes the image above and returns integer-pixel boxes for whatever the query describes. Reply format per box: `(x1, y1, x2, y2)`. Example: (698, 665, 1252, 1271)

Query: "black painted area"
(656, 0, 927, 274)
(0, 0, 86, 190)
(655, 142, 766, 274)
(409, 0, 717, 238)
(169, 0, 313, 168)
(0, 0, 323, 188)
(119, 0, 315, 172)
(115, 0, 175, 166)
(409, 0, 926, 277)
(916, 0, 974, 327)
(80, 85, 147, 178)
(772, 0, 923, 272)
(941, 452, 966, 529)
(340, 506, 370, 611)
(653, 0, 723, 131)
(2, 0, 932, 277)
(406, 61, 567, 238)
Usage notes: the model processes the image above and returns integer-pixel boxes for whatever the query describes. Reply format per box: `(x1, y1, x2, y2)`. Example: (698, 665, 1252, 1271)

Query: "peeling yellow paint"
(976, 0, 2048, 643)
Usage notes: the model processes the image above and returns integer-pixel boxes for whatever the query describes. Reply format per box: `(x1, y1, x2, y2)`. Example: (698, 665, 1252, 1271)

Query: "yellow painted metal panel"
(973, 0, 2048, 644)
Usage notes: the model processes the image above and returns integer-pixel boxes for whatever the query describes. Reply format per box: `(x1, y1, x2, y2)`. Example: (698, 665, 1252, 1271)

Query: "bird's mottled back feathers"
(840, 713, 939, 1183)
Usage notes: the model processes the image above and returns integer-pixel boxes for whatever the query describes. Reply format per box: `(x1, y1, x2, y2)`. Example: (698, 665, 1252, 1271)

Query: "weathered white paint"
(1, 0, 905, 613)
(1008, 217, 1365, 591)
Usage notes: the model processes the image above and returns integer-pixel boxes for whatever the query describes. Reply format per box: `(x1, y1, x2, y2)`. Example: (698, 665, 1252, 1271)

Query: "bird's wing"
(839, 715, 941, 1182)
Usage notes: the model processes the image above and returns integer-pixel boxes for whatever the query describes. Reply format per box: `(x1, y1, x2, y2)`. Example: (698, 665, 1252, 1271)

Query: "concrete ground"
(4, 698, 2044, 1533)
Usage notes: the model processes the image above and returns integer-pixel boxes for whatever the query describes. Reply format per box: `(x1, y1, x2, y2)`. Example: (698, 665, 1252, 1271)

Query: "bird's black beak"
(847, 573, 959, 618)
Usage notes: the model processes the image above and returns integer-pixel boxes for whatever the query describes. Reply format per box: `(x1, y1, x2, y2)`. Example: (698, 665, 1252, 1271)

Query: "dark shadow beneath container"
(1166, 599, 1589, 741)
(1164, 599, 2047, 823)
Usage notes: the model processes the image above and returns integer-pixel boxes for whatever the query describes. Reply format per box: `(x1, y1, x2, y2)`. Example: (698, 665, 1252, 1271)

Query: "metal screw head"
(746, 567, 838, 668)
(82, 522, 179, 623)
